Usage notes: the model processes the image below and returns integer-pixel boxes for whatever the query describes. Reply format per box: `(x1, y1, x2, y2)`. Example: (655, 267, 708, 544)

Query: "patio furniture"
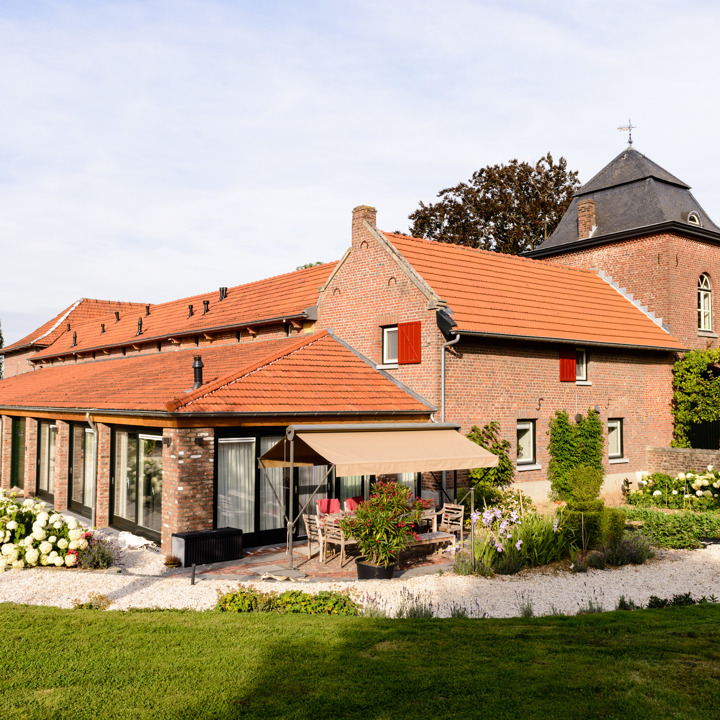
(317, 498, 341, 516)
(322, 517, 356, 568)
(303, 514, 324, 560)
(437, 503, 465, 542)
(343, 495, 364, 512)
(420, 507, 438, 532)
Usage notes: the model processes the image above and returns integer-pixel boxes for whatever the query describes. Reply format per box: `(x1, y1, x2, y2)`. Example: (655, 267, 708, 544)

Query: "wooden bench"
(412, 531, 455, 548)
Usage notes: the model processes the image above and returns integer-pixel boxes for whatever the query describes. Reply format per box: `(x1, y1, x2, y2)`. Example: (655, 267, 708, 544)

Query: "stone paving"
(174, 540, 454, 582)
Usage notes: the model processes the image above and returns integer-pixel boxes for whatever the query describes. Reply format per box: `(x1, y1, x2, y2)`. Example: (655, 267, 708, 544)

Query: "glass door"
(37, 422, 57, 502)
(11, 417, 25, 490)
(69, 426, 95, 517)
(217, 438, 256, 531)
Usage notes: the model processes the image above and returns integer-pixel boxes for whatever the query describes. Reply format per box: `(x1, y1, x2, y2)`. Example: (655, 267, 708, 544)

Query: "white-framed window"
(382, 326, 398, 365)
(698, 273, 712, 331)
(608, 418, 624, 459)
(576, 348, 587, 381)
(516, 420, 536, 466)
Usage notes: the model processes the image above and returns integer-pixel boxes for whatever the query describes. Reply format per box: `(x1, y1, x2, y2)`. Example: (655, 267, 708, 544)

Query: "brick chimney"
(577, 198, 596, 239)
(352, 205, 377, 250)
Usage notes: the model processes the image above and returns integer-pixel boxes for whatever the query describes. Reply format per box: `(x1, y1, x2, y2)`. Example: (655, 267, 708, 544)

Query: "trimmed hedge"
(565, 507, 625, 550)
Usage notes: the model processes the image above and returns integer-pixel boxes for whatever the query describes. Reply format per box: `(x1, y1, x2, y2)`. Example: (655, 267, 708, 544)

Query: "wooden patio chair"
(322, 517, 356, 568)
(303, 514, 324, 560)
(437, 503, 465, 542)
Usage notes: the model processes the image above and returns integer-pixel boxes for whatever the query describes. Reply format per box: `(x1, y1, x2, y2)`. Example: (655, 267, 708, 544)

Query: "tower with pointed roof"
(527, 146, 720, 349)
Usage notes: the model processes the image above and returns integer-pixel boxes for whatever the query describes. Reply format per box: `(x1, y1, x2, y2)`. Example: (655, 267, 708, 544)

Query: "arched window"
(698, 273, 712, 331)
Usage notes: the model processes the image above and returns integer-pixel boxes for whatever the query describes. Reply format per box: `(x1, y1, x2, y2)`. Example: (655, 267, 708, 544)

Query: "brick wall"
(1, 349, 36, 378)
(53, 420, 70, 510)
(444, 337, 674, 491)
(646, 446, 720, 476)
(545, 232, 720, 350)
(161, 427, 215, 554)
(318, 206, 444, 409)
(95, 423, 112, 527)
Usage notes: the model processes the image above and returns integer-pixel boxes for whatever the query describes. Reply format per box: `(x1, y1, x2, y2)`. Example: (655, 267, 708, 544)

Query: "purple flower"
(495, 542, 504, 553)
(494, 508, 502, 520)
(471, 511, 480, 526)
(515, 539, 523, 551)
(553, 519, 559, 533)
(499, 520, 508, 534)
(510, 511, 518, 523)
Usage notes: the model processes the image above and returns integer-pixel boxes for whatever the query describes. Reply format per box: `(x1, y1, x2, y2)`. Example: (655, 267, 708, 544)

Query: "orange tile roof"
(31, 262, 338, 361)
(384, 233, 684, 350)
(2, 299, 148, 354)
(0, 332, 431, 416)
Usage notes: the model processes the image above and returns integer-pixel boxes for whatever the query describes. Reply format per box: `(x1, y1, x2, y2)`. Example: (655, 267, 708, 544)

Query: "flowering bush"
(0, 489, 95, 570)
(460, 504, 573, 576)
(628, 466, 720, 510)
(339, 481, 433, 568)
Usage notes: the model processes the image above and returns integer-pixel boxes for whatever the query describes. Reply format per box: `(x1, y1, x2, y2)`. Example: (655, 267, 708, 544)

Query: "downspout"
(86, 412, 98, 528)
(441, 332, 461, 500)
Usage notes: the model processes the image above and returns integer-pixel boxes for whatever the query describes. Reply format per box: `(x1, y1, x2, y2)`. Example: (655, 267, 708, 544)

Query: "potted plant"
(340, 480, 432, 579)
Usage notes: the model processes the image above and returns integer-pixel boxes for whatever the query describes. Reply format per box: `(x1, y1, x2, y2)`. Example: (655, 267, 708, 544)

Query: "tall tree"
(408, 153, 580, 255)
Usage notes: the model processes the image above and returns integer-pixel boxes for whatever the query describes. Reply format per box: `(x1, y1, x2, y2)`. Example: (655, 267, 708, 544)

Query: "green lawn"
(1, 603, 720, 719)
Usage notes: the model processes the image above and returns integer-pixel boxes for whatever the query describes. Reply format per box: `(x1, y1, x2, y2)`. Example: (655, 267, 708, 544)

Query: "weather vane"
(618, 118, 636, 145)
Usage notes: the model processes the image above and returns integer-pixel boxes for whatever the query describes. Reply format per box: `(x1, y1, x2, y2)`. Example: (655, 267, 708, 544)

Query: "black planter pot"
(355, 558, 396, 580)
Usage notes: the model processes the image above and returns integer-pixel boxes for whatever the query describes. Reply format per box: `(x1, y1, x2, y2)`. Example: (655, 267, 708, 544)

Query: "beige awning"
(259, 424, 498, 476)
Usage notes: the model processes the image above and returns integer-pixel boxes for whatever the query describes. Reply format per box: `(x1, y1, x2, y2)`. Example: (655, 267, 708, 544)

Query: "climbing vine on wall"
(547, 409, 604, 500)
(671, 348, 720, 448)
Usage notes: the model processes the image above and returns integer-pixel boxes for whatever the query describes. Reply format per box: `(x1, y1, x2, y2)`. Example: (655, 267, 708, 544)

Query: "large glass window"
(516, 420, 536, 466)
(11, 417, 25, 490)
(259, 436, 285, 531)
(38, 422, 57, 498)
(699, 274, 712, 331)
(217, 438, 256, 531)
(113, 430, 162, 535)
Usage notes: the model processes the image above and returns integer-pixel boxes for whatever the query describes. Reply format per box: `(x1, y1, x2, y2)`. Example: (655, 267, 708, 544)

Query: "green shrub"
(565, 507, 625, 551)
(602, 531, 654, 566)
(625, 508, 720, 549)
(587, 550, 607, 570)
(466, 421, 514, 489)
(215, 587, 360, 615)
(566, 465, 604, 507)
(548, 410, 604, 501)
(75, 534, 118, 570)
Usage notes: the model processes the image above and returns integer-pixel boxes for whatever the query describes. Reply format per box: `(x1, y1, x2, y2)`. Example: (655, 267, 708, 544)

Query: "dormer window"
(381, 322, 422, 365)
(688, 212, 702, 226)
(698, 273, 712, 331)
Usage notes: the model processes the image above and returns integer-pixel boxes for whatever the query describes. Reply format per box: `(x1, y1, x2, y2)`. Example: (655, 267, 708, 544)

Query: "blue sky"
(2, 0, 720, 343)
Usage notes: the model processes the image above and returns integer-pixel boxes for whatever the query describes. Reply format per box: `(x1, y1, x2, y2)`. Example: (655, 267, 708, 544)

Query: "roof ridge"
(165, 331, 330, 411)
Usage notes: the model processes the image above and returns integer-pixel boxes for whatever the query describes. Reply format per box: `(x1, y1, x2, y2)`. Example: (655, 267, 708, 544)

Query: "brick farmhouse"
(1, 146, 717, 552)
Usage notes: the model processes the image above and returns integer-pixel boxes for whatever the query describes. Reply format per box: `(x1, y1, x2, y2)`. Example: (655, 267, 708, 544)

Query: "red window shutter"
(559, 349, 575, 382)
(398, 321, 421, 364)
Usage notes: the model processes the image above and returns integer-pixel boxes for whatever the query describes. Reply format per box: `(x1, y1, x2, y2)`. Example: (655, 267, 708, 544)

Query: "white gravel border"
(1, 541, 720, 617)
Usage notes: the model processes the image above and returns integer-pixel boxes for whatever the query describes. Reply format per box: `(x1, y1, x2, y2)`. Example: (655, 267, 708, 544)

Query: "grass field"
(1, 603, 719, 719)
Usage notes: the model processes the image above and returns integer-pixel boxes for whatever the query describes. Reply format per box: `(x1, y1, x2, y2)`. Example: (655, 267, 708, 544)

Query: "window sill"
(609, 457, 629, 465)
(698, 329, 718, 338)
(576, 380, 592, 386)
(517, 463, 542, 472)
(376, 363, 398, 370)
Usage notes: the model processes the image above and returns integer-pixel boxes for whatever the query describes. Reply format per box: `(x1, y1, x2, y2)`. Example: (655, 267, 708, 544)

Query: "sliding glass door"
(69, 425, 95, 517)
(37, 421, 57, 502)
(112, 430, 163, 540)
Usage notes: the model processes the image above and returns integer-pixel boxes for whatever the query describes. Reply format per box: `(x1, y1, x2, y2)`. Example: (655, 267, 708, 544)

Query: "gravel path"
(1, 542, 720, 617)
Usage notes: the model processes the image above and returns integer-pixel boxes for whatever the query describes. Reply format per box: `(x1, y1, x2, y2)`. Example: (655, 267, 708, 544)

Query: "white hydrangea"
(69, 529, 82, 542)
(708, 465, 714, 472)
(53, 521, 63, 530)
(1, 543, 15, 556)
(48, 536, 57, 544)
(49, 514, 61, 525)
(3, 531, 9, 542)
(23, 536, 34, 546)
(39, 555, 49, 566)
(65, 554, 77, 567)
(32, 528, 47, 542)
(11, 559, 25, 569)
(22, 499, 34, 508)
(25, 548, 39, 566)
(678, 473, 686, 481)
(77, 538, 88, 550)
(47, 551, 58, 562)
(36, 512, 49, 527)
(68, 540, 78, 551)
(0, 556, 6, 570)
(66, 518, 78, 530)
(6, 520, 17, 531)
(697, 490, 704, 497)
(702, 479, 710, 486)
(53, 556, 64, 567)
(653, 490, 662, 496)
(39, 541, 52, 554)
(6, 550, 18, 563)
